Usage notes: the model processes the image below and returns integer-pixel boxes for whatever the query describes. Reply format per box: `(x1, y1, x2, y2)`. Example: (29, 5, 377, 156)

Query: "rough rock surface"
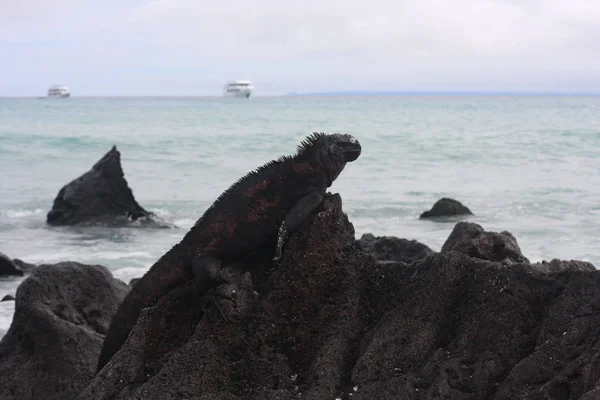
(353, 253, 600, 400)
(0, 252, 24, 277)
(420, 197, 473, 219)
(0, 262, 129, 400)
(46, 146, 165, 227)
(532, 258, 596, 273)
(82, 194, 373, 399)
(441, 221, 529, 264)
(11, 258, 36, 273)
(356, 233, 435, 264)
(78, 198, 600, 400)
(3, 195, 600, 399)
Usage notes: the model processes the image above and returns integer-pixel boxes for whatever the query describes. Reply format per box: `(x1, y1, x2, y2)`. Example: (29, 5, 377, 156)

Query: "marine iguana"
(96, 132, 361, 372)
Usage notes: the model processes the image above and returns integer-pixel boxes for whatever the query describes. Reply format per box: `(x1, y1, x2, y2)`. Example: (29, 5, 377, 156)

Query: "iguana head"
(325, 133, 361, 163)
(310, 133, 361, 186)
(297, 132, 361, 185)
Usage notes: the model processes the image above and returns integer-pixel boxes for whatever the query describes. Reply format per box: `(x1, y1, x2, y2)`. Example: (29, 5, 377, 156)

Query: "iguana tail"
(96, 244, 191, 372)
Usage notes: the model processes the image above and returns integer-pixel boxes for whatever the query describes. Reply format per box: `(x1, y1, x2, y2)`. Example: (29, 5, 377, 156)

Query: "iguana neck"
(325, 160, 346, 187)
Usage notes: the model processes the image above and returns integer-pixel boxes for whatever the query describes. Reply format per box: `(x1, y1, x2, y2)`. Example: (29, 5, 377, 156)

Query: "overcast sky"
(1, 0, 599, 96)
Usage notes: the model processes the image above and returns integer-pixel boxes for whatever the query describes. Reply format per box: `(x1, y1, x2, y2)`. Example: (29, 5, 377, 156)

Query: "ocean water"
(1, 95, 599, 337)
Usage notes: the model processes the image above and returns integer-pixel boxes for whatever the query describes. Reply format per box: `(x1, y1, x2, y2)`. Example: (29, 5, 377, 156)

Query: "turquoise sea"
(1, 95, 599, 336)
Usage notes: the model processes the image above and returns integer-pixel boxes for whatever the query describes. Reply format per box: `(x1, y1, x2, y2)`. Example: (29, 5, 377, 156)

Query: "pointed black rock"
(46, 146, 155, 226)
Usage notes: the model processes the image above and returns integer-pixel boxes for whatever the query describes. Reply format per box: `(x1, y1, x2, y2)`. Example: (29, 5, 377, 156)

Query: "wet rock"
(419, 197, 473, 219)
(46, 146, 167, 227)
(1, 295, 15, 302)
(531, 258, 596, 273)
(441, 221, 529, 264)
(0, 262, 129, 400)
(0, 252, 24, 277)
(12, 258, 37, 273)
(356, 233, 435, 264)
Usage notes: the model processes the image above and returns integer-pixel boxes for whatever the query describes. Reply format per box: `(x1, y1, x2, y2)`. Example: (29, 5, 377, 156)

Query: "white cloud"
(0, 0, 78, 23)
(1, 0, 600, 95)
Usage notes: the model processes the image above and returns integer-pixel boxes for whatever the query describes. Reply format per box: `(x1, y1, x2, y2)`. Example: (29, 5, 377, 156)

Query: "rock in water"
(419, 197, 473, 219)
(0, 262, 129, 400)
(356, 233, 435, 264)
(11, 258, 36, 273)
(0, 252, 24, 277)
(46, 146, 156, 226)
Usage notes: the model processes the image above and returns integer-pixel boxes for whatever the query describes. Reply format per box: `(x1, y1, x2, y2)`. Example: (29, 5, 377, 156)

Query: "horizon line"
(286, 90, 600, 96)
(1, 90, 600, 98)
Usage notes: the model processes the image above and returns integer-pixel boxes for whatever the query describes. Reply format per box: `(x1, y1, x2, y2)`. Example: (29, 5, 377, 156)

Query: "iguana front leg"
(273, 189, 325, 263)
(191, 254, 234, 318)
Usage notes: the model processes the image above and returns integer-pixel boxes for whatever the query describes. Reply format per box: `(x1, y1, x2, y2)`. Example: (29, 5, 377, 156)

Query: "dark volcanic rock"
(357, 233, 435, 264)
(12, 258, 37, 273)
(1, 295, 15, 302)
(441, 221, 529, 264)
(353, 253, 600, 400)
(0, 195, 586, 399)
(46, 146, 164, 227)
(420, 197, 473, 219)
(0, 262, 129, 400)
(82, 193, 374, 399)
(0, 252, 24, 277)
(532, 258, 596, 273)
(79, 197, 600, 400)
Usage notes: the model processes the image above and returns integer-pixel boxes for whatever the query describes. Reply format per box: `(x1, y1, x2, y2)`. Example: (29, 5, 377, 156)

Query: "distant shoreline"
(286, 91, 600, 97)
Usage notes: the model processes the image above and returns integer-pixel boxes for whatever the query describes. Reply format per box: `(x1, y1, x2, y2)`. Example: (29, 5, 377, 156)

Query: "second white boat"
(223, 80, 253, 98)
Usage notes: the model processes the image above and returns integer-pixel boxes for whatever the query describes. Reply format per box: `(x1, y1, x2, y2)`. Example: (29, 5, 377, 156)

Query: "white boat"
(47, 85, 70, 98)
(223, 80, 253, 98)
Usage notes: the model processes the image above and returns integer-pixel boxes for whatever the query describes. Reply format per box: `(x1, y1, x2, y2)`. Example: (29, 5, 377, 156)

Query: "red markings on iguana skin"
(201, 221, 238, 253)
(244, 179, 269, 198)
(248, 194, 281, 222)
(293, 162, 314, 174)
(241, 179, 282, 222)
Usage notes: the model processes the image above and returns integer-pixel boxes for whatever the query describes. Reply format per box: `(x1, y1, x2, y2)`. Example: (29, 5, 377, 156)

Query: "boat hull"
(47, 94, 70, 98)
(223, 90, 252, 99)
